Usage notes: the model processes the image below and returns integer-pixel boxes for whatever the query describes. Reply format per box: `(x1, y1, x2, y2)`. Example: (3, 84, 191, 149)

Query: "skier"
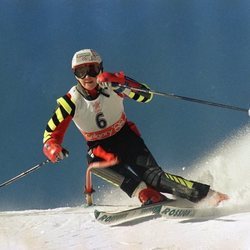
(43, 49, 228, 206)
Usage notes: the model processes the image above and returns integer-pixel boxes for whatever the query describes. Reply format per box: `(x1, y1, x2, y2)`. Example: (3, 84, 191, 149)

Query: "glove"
(43, 139, 69, 163)
(97, 72, 126, 88)
(97, 81, 111, 89)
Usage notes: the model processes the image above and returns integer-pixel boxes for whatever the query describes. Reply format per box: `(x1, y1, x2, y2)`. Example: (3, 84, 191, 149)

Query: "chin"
(84, 85, 97, 91)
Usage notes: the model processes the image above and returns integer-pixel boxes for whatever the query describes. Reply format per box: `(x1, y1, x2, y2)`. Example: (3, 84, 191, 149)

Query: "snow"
(0, 125, 249, 250)
(0, 205, 250, 250)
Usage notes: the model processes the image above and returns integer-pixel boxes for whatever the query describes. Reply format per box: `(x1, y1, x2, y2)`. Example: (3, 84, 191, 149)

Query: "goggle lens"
(74, 64, 101, 79)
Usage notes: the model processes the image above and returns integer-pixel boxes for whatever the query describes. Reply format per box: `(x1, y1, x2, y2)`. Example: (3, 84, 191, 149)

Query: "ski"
(94, 200, 198, 225)
(94, 191, 229, 225)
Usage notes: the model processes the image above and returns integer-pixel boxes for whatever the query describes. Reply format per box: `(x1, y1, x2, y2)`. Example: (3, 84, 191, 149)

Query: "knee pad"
(142, 167, 163, 188)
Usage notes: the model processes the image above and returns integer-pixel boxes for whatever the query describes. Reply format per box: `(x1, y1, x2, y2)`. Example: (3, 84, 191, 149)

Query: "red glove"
(43, 139, 69, 163)
(97, 72, 126, 86)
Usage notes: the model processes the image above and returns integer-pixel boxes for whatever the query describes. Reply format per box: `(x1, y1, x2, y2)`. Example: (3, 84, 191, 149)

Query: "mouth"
(84, 80, 94, 84)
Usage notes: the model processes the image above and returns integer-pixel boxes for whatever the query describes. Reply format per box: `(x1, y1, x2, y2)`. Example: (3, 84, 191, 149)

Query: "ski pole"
(0, 159, 50, 188)
(85, 158, 119, 206)
(118, 84, 250, 116)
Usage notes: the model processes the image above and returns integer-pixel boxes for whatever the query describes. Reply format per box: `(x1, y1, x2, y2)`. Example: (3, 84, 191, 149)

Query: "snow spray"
(188, 124, 250, 210)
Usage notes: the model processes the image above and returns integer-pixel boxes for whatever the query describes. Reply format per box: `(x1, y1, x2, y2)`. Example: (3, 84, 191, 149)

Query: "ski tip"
(201, 190, 229, 207)
(214, 194, 229, 207)
(216, 192, 230, 204)
(94, 209, 100, 219)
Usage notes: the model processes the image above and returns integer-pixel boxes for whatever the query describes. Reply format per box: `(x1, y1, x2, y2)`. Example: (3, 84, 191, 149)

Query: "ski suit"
(43, 74, 210, 202)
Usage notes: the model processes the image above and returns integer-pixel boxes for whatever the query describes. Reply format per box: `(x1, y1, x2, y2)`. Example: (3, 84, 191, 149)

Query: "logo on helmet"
(72, 49, 102, 69)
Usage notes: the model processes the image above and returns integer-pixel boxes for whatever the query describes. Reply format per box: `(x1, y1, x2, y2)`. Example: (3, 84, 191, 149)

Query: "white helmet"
(71, 49, 102, 69)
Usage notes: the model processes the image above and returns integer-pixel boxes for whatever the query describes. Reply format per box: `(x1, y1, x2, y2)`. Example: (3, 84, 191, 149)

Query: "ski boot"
(200, 189, 229, 207)
(139, 187, 168, 206)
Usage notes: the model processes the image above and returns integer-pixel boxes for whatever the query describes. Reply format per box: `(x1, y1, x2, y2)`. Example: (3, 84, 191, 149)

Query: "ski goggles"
(74, 64, 102, 79)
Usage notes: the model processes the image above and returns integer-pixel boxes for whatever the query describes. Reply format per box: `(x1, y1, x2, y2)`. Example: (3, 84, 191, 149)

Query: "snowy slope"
(0, 125, 249, 250)
(0, 203, 250, 250)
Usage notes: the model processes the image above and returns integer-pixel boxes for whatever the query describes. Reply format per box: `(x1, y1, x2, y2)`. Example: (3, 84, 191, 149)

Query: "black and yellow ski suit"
(43, 74, 210, 203)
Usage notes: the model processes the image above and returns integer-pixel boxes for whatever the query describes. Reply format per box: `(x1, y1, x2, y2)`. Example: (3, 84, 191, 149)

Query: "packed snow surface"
(0, 126, 249, 250)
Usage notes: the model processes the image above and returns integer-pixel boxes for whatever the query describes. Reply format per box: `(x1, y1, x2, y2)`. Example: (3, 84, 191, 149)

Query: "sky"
(0, 0, 249, 211)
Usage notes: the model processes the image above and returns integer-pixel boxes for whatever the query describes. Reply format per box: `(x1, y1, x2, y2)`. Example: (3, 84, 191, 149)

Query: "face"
(73, 63, 102, 91)
(77, 75, 98, 91)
